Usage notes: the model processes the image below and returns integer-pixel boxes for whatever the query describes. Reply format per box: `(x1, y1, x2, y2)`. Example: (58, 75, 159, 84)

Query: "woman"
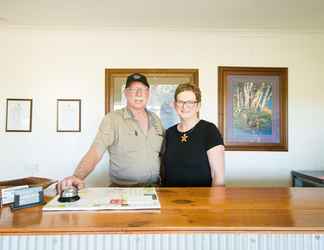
(162, 83, 225, 187)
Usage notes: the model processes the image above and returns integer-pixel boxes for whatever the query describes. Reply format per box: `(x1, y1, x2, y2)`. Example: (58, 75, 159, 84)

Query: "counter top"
(1, 187, 324, 234)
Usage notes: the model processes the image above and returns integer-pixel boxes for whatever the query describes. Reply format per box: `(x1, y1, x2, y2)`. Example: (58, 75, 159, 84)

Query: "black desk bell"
(58, 186, 80, 202)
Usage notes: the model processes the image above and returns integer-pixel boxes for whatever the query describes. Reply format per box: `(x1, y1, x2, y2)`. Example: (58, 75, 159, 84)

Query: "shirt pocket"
(120, 129, 140, 153)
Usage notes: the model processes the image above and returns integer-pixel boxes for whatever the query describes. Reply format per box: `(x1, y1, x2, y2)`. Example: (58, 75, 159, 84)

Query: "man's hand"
(57, 176, 85, 193)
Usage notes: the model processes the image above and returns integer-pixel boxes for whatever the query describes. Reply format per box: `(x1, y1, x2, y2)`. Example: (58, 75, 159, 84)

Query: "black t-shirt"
(163, 120, 224, 187)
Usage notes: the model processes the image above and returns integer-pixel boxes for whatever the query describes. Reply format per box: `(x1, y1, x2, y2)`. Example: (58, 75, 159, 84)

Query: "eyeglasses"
(175, 100, 198, 108)
(126, 87, 149, 94)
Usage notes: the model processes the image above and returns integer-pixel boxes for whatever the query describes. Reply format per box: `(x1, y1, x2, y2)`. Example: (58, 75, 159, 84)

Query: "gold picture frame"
(105, 69, 199, 129)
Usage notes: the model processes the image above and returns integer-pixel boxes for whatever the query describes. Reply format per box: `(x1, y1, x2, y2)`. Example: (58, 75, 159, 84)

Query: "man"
(59, 73, 164, 190)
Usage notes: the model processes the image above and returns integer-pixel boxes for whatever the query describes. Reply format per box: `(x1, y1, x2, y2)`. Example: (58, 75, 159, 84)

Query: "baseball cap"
(125, 73, 149, 88)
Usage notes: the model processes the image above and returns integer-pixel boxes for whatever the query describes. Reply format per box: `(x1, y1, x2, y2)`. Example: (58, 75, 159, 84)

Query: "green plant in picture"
(233, 81, 273, 135)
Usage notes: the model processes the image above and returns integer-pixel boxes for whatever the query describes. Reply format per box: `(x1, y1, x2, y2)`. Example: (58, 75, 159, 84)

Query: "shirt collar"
(122, 107, 152, 122)
(122, 107, 134, 119)
(122, 107, 162, 134)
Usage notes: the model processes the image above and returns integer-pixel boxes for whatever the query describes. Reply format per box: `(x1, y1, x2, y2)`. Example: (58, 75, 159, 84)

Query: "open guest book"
(43, 187, 160, 211)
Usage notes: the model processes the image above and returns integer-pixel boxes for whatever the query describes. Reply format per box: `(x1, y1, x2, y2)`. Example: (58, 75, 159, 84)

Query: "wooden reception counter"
(1, 187, 324, 249)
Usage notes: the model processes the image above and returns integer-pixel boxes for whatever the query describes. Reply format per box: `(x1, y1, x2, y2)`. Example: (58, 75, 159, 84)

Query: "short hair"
(174, 83, 201, 103)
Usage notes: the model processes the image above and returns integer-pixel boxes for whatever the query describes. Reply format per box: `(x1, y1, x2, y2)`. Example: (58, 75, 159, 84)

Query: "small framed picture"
(6, 99, 33, 132)
(57, 99, 81, 132)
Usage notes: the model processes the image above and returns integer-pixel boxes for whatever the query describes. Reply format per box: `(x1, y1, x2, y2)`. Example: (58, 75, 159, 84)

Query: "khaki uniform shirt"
(92, 108, 164, 186)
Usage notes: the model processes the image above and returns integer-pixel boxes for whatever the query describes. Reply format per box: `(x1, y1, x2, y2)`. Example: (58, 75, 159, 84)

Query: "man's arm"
(73, 146, 102, 179)
(207, 145, 225, 187)
(58, 146, 102, 191)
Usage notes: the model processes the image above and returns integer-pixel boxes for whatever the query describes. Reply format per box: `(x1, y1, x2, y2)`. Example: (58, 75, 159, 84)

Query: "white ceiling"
(1, 0, 324, 30)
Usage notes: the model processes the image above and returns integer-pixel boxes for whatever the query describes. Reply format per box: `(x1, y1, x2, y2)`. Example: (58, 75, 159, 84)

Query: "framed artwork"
(57, 99, 81, 132)
(105, 69, 199, 129)
(218, 66, 288, 151)
(6, 99, 33, 132)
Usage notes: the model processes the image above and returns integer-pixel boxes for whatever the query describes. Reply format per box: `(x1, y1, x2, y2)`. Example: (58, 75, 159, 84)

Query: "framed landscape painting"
(218, 66, 288, 151)
(105, 68, 199, 129)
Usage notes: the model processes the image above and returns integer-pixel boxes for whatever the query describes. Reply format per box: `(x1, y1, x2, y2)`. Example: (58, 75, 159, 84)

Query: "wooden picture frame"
(105, 69, 199, 129)
(57, 99, 81, 132)
(6, 98, 33, 132)
(218, 66, 288, 151)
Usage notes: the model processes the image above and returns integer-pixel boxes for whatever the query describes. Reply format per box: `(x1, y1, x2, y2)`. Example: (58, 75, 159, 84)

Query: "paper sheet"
(43, 187, 160, 211)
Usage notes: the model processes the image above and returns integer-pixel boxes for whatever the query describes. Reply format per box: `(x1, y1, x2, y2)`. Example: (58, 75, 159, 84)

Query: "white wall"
(0, 27, 324, 186)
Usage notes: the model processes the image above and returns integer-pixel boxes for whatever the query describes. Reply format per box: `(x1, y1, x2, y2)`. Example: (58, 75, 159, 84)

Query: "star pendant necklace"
(179, 120, 199, 143)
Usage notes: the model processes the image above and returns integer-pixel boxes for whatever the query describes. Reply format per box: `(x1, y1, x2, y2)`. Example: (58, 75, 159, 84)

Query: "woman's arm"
(207, 145, 225, 187)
